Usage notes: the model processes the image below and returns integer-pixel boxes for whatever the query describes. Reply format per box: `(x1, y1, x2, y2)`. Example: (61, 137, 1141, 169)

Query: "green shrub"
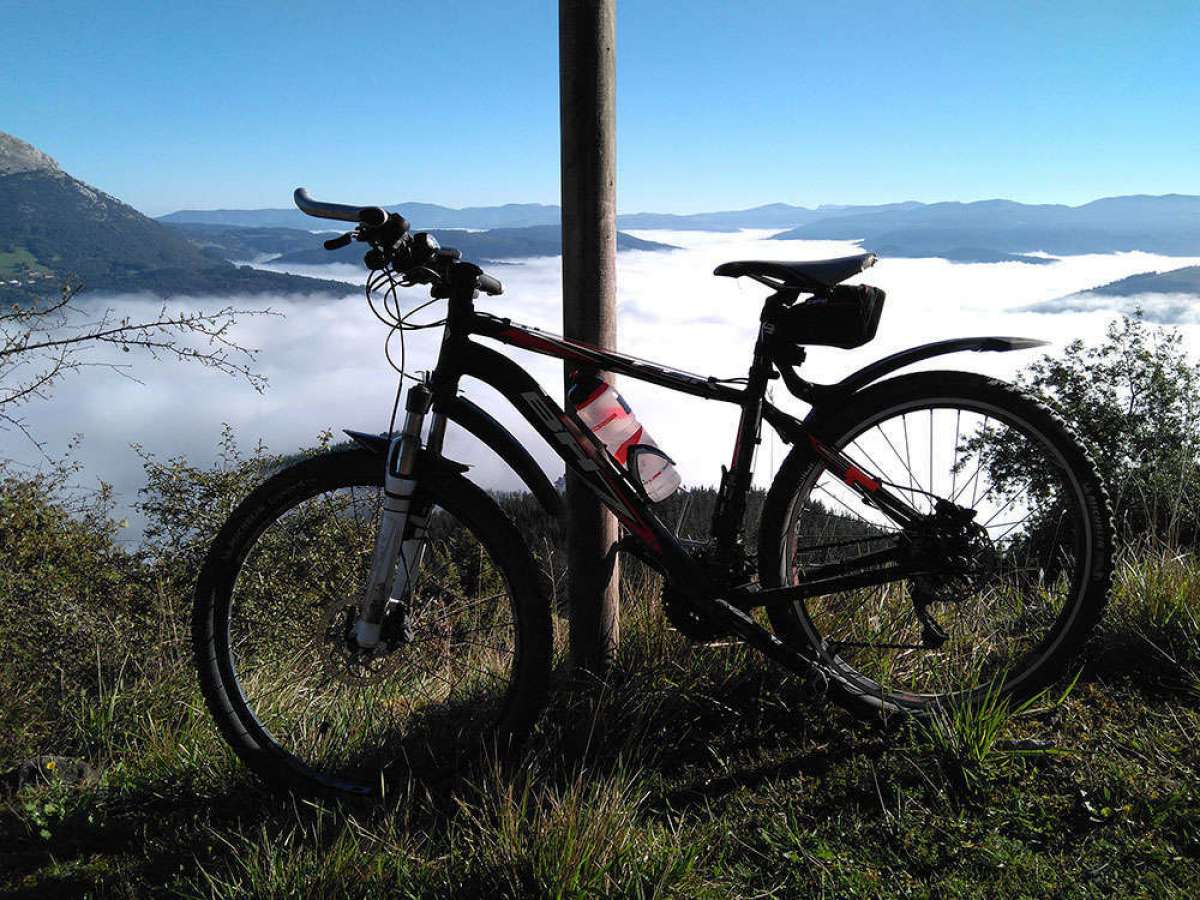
(1012, 313, 1200, 546)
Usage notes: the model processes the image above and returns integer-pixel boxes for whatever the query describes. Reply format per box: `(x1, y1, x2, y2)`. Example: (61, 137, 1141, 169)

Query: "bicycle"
(192, 189, 1113, 797)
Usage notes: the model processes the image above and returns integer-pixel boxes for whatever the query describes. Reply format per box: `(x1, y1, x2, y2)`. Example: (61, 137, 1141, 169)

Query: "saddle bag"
(774, 283, 886, 350)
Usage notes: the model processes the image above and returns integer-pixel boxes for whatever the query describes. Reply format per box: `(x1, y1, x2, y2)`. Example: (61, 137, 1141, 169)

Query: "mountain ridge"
(769, 195, 1200, 262)
(0, 131, 357, 302)
(160, 193, 1200, 264)
(159, 199, 933, 232)
(167, 222, 677, 267)
(1070, 265, 1200, 298)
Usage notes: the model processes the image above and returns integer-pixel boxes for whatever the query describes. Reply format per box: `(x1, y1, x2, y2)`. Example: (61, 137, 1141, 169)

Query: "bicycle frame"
(411, 287, 931, 611)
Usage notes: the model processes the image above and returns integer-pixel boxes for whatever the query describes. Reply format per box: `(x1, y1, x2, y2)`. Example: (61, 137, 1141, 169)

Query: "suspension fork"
(355, 382, 435, 649)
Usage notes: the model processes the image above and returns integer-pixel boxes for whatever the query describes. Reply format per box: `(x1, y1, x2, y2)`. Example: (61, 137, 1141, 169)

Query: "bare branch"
(0, 283, 277, 451)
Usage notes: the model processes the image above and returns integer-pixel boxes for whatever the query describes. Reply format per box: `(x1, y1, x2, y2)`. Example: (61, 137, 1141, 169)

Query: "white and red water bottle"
(568, 372, 681, 502)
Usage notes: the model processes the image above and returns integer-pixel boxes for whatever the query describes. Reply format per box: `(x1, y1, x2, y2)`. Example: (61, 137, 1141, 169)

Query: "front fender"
(808, 336, 1046, 406)
(342, 394, 564, 521)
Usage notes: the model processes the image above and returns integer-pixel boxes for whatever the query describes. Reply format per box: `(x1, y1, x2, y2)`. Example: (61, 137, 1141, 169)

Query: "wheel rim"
(220, 478, 520, 790)
(782, 396, 1092, 707)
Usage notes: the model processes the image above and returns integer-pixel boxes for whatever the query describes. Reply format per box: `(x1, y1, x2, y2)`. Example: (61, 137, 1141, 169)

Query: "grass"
(0, 247, 50, 279)
(2, 546, 1199, 898)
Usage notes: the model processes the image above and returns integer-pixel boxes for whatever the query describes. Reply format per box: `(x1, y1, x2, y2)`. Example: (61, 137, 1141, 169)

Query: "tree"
(0, 284, 271, 451)
(1009, 312, 1200, 546)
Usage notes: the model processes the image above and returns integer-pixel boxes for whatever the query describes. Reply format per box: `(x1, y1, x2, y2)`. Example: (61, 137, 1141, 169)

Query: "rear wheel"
(759, 371, 1111, 717)
(193, 447, 553, 797)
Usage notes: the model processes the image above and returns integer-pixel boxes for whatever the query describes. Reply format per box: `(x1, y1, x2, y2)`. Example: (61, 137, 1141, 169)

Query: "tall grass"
(4, 442, 1200, 896)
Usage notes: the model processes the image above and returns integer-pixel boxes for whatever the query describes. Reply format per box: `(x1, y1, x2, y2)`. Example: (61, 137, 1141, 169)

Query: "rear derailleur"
(904, 499, 998, 649)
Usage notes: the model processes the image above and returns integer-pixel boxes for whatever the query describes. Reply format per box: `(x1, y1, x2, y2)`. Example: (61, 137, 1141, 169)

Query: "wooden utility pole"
(559, 0, 619, 673)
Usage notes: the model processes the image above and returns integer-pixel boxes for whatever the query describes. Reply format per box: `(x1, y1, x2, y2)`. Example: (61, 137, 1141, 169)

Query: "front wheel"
(192, 446, 553, 797)
(759, 371, 1112, 718)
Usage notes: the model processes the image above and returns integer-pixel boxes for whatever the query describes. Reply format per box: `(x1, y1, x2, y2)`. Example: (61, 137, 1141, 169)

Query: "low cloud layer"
(4, 232, 1199, 542)
(1024, 291, 1200, 323)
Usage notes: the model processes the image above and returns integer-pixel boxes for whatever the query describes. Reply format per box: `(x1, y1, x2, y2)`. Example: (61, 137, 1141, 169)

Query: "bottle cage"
(625, 444, 677, 503)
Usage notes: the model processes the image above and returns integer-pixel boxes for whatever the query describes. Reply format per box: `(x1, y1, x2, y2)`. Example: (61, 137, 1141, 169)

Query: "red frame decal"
(498, 327, 596, 365)
(843, 466, 881, 492)
(808, 435, 880, 492)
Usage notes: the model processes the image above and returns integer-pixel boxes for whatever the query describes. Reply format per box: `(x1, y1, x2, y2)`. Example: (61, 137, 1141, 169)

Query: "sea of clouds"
(4, 230, 1199, 542)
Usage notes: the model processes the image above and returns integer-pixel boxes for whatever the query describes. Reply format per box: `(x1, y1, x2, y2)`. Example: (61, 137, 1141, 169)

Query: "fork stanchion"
(559, 0, 620, 674)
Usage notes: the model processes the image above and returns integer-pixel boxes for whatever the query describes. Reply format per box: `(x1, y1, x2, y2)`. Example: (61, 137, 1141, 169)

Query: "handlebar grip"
(476, 273, 503, 296)
(323, 233, 353, 250)
(294, 188, 387, 226)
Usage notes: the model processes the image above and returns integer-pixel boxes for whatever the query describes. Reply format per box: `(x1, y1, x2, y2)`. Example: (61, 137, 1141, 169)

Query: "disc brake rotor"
(315, 599, 409, 686)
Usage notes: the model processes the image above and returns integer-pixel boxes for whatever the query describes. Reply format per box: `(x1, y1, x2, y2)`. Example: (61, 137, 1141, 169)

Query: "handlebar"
(294, 188, 387, 227)
(294, 187, 503, 297)
(476, 273, 503, 296)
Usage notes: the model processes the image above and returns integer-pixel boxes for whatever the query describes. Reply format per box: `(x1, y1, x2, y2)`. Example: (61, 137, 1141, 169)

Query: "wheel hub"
(316, 598, 413, 685)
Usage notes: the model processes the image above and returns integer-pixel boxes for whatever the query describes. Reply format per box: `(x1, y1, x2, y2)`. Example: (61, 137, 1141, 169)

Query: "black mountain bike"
(193, 189, 1112, 797)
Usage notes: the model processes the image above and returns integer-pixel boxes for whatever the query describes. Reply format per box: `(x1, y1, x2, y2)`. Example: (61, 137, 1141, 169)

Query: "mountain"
(166, 222, 675, 265)
(769, 195, 1200, 262)
(160, 194, 1200, 262)
(1024, 265, 1200, 321)
(166, 223, 336, 262)
(0, 132, 357, 302)
(236, 224, 676, 267)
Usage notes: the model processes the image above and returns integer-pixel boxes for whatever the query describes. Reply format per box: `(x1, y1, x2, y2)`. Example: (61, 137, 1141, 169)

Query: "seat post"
(710, 291, 791, 568)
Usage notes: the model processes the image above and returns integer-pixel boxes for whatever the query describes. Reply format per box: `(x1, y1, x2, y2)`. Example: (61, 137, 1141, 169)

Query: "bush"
(0, 429, 304, 767)
(0, 456, 144, 763)
(1012, 313, 1200, 546)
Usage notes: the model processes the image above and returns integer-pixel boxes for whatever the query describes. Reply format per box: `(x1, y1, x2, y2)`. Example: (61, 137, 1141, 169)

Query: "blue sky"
(2, 0, 1197, 215)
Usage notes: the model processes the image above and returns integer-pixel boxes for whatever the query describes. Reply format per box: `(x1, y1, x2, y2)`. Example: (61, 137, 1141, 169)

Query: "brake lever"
(323, 232, 354, 251)
(399, 266, 439, 287)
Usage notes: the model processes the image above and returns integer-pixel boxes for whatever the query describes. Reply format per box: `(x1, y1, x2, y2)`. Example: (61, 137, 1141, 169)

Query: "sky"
(2, 0, 1198, 216)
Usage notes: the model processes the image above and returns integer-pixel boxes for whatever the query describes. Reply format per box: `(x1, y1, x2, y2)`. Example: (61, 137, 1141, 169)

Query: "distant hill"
(615, 201, 924, 232)
(0, 132, 357, 302)
(252, 224, 676, 267)
(161, 194, 1200, 264)
(1024, 265, 1200, 321)
(160, 202, 563, 231)
(167, 223, 336, 262)
(160, 199, 925, 233)
(1074, 266, 1200, 298)
(769, 195, 1200, 263)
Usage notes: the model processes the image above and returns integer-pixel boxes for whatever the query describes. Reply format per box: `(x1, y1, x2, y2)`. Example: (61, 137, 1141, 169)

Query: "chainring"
(662, 583, 731, 642)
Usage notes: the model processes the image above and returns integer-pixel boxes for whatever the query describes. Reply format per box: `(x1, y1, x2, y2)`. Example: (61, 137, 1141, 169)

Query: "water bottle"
(568, 372, 682, 502)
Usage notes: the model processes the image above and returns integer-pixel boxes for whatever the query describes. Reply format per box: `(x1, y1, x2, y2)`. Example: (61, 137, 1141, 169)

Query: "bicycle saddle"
(713, 253, 877, 292)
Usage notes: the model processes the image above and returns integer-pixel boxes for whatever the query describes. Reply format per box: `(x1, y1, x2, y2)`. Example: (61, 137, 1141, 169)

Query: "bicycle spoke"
(875, 424, 928, 498)
(785, 395, 1092, 703)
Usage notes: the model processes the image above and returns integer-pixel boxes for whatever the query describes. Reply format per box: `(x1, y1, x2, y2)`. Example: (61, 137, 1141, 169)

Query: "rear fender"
(764, 336, 1047, 444)
(808, 336, 1046, 408)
